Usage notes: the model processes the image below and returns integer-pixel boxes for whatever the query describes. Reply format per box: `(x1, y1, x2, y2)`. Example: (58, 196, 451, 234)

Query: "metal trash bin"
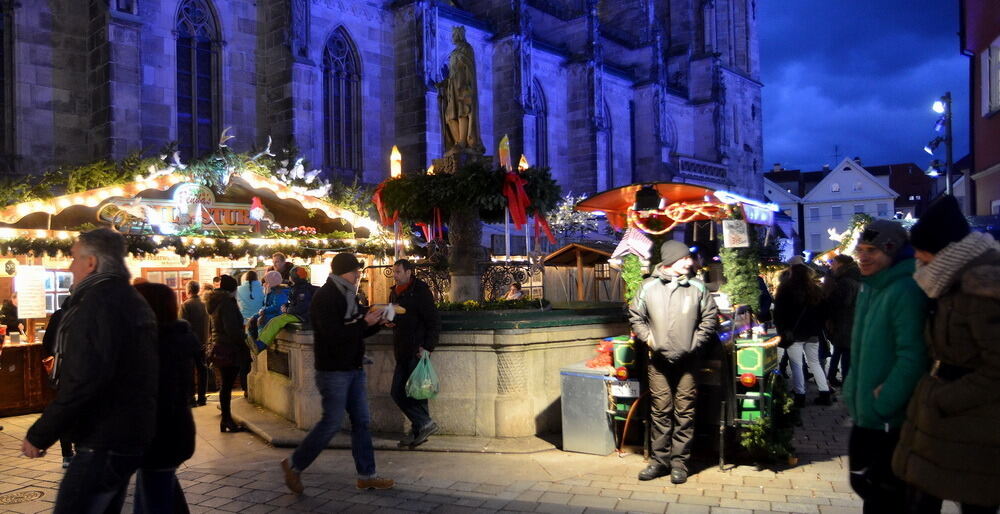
(560, 362, 615, 455)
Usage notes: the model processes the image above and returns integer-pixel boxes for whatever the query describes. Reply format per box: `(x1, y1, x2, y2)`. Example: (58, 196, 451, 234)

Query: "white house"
(763, 177, 802, 258)
(799, 158, 898, 253)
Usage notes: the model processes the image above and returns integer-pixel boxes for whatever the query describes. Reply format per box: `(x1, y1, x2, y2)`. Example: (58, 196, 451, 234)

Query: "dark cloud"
(759, 0, 968, 172)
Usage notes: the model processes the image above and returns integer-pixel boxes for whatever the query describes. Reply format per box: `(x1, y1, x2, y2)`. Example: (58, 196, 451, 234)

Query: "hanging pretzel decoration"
(627, 201, 728, 235)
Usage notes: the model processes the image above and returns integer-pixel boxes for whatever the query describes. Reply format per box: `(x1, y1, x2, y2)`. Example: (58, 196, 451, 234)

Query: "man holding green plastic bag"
(387, 259, 441, 448)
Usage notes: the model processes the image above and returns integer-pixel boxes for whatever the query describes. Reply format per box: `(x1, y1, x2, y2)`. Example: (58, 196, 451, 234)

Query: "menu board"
(14, 265, 48, 319)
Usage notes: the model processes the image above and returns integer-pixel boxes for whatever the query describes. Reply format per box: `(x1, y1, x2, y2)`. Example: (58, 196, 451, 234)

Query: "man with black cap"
(280, 252, 393, 494)
(629, 240, 718, 484)
(842, 219, 928, 513)
(892, 195, 1000, 513)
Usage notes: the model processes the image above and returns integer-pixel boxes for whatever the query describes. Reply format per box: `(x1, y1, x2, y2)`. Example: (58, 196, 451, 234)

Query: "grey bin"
(560, 362, 616, 455)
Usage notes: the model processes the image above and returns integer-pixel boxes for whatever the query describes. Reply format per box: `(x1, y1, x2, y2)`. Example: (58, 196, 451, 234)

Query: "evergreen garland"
(719, 212, 762, 314)
(0, 234, 389, 261)
(621, 254, 643, 304)
(379, 161, 561, 224)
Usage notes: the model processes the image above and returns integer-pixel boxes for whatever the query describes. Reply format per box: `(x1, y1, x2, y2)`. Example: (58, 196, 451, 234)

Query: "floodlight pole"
(943, 92, 953, 196)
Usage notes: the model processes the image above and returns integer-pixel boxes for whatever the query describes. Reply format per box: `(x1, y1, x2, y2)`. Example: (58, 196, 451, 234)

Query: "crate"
(735, 340, 778, 376)
(738, 391, 772, 422)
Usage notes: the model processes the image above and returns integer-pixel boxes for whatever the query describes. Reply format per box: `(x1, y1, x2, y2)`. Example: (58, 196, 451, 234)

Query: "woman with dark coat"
(892, 195, 1000, 513)
(774, 264, 832, 406)
(133, 282, 198, 514)
(822, 254, 861, 386)
(205, 275, 250, 433)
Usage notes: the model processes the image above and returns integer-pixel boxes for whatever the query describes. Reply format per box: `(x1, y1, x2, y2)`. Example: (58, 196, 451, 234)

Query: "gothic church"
(0, 0, 762, 197)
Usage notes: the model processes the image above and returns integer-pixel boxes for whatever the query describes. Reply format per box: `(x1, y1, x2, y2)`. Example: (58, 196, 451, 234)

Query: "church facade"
(0, 0, 763, 198)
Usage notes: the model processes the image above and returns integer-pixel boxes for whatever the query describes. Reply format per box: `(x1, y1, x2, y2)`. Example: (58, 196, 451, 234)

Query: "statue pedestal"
(432, 152, 492, 175)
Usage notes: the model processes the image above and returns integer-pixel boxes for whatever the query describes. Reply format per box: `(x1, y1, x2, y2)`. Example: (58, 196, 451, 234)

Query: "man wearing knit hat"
(629, 240, 718, 484)
(281, 252, 393, 493)
(892, 195, 1000, 512)
(842, 219, 928, 512)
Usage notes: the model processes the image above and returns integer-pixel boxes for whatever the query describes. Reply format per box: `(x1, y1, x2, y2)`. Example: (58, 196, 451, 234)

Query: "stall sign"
(610, 380, 640, 398)
(722, 220, 750, 248)
(14, 266, 47, 319)
(0, 259, 15, 277)
(107, 183, 270, 233)
(742, 204, 774, 226)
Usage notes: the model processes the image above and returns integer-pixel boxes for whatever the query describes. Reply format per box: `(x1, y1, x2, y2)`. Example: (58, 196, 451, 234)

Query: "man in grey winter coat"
(629, 240, 718, 484)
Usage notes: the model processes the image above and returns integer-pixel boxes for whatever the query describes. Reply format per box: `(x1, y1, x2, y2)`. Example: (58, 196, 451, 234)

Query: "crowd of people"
(16, 233, 447, 511)
(12, 193, 998, 513)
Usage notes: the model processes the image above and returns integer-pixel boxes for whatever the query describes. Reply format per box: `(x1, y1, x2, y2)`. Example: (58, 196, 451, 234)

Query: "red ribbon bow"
(502, 171, 531, 229)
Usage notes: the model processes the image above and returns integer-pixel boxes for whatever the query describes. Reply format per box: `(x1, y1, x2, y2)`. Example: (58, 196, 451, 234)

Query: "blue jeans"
(54, 447, 142, 514)
(390, 355, 433, 433)
(134, 468, 187, 514)
(290, 369, 376, 476)
(829, 346, 851, 381)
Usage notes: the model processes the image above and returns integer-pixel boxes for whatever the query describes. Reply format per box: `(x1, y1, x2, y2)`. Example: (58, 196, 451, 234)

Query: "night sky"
(758, 0, 969, 173)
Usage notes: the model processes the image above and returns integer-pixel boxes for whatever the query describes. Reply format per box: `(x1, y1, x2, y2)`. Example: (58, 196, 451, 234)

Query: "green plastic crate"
(735, 340, 778, 376)
(739, 392, 772, 421)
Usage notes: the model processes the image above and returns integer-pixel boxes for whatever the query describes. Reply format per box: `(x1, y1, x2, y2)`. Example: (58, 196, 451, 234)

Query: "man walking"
(280, 253, 393, 494)
(629, 241, 718, 484)
(387, 259, 441, 448)
(181, 280, 210, 406)
(842, 220, 928, 513)
(22, 228, 159, 513)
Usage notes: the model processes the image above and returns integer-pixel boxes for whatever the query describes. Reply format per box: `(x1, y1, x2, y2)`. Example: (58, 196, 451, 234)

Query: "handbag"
(778, 306, 806, 349)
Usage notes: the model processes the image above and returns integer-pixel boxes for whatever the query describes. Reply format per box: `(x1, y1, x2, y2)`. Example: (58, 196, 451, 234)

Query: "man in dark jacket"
(22, 228, 159, 513)
(387, 259, 441, 448)
(280, 253, 393, 494)
(822, 254, 861, 386)
(180, 280, 210, 406)
(629, 240, 718, 484)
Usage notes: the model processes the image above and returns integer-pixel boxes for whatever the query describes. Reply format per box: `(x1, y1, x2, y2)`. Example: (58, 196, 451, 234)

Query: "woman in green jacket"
(892, 195, 1000, 513)
(842, 219, 929, 513)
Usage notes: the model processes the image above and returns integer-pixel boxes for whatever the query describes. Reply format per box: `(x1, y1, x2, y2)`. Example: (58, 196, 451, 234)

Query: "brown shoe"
(356, 476, 394, 490)
(280, 458, 303, 494)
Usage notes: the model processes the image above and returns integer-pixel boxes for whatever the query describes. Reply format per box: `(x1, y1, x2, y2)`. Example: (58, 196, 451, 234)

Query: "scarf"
(913, 231, 1000, 298)
(394, 280, 412, 297)
(330, 274, 360, 320)
(52, 272, 123, 386)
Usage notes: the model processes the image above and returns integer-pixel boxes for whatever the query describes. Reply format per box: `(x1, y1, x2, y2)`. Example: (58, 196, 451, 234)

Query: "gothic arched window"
(175, 0, 221, 161)
(323, 28, 362, 179)
(531, 80, 548, 168)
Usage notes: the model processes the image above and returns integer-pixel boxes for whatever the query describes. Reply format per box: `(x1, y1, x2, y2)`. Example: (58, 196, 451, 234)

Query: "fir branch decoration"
(379, 162, 561, 224)
(622, 254, 643, 304)
(719, 211, 762, 313)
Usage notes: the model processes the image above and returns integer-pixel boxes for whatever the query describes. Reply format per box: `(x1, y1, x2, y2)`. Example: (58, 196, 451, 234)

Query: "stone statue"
(437, 26, 484, 155)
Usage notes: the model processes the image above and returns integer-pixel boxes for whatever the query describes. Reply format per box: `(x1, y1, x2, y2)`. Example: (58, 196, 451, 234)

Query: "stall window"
(43, 270, 73, 313)
(595, 263, 610, 280)
(144, 269, 196, 302)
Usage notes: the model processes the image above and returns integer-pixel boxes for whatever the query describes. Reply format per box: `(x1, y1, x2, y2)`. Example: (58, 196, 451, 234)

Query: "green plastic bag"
(405, 351, 439, 400)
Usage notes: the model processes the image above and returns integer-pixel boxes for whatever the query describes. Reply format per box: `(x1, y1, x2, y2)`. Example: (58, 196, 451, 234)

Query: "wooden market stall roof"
(0, 171, 381, 236)
(544, 242, 617, 301)
(544, 242, 615, 266)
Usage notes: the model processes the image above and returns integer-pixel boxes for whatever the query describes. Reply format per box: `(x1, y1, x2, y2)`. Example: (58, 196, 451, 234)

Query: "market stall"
(0, 141, 388, 415)
(561, 182, 793, 464)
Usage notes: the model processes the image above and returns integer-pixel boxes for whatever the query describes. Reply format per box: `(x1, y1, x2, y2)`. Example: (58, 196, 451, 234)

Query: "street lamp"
(924, 93, 953, 195)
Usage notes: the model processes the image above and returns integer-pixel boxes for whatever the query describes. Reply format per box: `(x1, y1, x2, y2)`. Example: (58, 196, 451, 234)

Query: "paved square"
(0, 394, 960, 513)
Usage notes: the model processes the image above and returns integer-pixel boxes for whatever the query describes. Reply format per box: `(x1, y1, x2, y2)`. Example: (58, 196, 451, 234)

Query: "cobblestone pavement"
(0, 392, 960, 513)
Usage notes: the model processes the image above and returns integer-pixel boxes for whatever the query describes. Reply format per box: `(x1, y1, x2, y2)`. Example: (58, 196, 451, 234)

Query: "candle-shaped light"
(518, 154, 530, 172)
(426, 165, 435, 175)
(498, 134, 512, 171)
(390, 145, 402, 178)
